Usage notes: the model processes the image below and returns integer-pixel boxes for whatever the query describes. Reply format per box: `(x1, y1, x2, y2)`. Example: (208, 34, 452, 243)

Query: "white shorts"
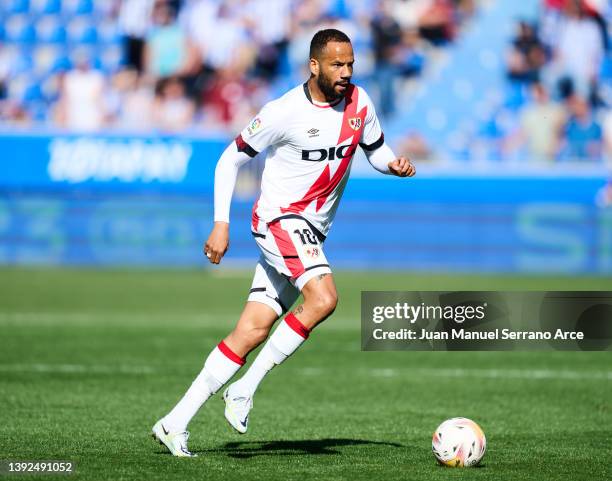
(247, 215, 332, 316)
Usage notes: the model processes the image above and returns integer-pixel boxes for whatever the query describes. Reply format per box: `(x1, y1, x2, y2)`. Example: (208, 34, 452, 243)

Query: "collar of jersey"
(303, 82, 344, 109)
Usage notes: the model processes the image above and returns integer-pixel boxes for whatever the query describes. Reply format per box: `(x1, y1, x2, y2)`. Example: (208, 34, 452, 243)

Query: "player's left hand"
(388, 157, 415, 177)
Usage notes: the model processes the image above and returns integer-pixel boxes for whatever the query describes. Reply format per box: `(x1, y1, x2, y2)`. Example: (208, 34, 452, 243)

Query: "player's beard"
(317, 72, 347, 102)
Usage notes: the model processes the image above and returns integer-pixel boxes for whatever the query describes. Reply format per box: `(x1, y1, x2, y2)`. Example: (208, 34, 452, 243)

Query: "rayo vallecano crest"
(348, 117, 362, 131)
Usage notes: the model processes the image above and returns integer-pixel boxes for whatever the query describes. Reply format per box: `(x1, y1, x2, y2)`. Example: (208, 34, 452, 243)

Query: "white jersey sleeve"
(237, 101, 286, 156)
(213, 143, 253, 223)
(358, 89, 385, 152)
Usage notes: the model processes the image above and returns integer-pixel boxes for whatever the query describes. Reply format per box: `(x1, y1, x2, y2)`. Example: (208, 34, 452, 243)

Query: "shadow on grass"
(200, 438, 405, 458)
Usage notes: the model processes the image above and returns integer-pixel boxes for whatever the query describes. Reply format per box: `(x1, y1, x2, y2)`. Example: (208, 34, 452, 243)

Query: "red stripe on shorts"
(284, 313, 310, 339)
(268, 221, 305, 279)
(251, 198, 260, 231)
(217, 341, 246, 366)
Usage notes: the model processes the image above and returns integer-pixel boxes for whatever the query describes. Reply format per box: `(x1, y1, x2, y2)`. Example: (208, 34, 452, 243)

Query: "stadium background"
(0, 0, 610, 272)
(1, 1, 611, 480)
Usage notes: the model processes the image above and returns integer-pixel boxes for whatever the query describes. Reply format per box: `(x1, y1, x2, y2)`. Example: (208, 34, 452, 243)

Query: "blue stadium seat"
(23, 80, 43, 102)
(503, 81, 527, 111)
(97, 20, 122, 46)
(62, 0, 93, 15)
(50, 49, 71, 72)
(31, 0, 61, 14)
(28, 100, 50, 121)
(33, 45, 61, 75)
(67, 18, 97, 44)
(7, 0, 30, 14)
(5, 15, 37, 44)
(98, 45, 122, 73)
(75, 0, 93, 15)
(8, 74, 29, 101)
(80, 24, 97, 44)
(325, 0, 350, 19)
(8, 47, 34, 75)
(40, 73, 62, 102)
(35, 15, 66, 44)
(60, 0, 76, 13)
(478, 118, 502, 139)
(68, 45, 94, 67)
(600, 55, 612, 81)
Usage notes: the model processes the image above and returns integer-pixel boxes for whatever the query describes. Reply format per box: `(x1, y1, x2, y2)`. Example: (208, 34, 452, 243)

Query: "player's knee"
(311, 290, 338, 318)
(248, 325, 270, 345)
(235, 322, 269, 348)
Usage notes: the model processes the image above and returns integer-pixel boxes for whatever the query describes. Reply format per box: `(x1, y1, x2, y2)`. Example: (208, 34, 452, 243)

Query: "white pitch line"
(300, 367, 612, 381)
(0, 364, 609, 381)
(0, 363, 155, 375)
(0, 312, 212, 324)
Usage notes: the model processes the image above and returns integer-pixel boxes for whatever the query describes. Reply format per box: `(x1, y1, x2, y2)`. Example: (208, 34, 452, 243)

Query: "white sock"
(163, 341, 245, 432)
(231, 313, 310, 396)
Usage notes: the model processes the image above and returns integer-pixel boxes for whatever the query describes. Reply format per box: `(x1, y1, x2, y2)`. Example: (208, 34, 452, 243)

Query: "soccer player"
(152, 28, 415, 457)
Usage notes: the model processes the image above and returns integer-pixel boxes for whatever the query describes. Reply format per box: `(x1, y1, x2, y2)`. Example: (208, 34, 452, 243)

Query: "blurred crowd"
(2, 0, 609, 164)
(503, 0, 611, 162)
(0, 0, 475, 133)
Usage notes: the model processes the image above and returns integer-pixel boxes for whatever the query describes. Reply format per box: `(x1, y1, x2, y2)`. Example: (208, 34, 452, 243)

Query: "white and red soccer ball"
(432, 417, 486, 467)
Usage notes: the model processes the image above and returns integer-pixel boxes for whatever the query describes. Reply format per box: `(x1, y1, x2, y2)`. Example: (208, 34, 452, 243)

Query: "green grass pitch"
(1, 267, 610, 480)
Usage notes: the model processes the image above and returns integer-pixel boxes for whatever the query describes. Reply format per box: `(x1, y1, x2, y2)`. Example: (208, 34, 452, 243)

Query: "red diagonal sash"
(282, 85, 366, 214)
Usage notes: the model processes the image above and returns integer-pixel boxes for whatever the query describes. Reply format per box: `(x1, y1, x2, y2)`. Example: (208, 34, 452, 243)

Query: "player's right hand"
(204, 222, 230, 264)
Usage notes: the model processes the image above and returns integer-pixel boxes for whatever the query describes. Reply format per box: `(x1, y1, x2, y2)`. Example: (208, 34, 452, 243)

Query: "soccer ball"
(431, 417, 486, 467)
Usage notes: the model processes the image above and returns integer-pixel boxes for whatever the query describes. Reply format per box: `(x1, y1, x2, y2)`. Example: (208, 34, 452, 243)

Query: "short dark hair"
(309, 29, 352, 59)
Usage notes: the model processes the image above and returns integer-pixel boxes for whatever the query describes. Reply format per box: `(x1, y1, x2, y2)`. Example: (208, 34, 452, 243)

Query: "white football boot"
(151, 420, 196, 457)
(223, 386, 253, 434)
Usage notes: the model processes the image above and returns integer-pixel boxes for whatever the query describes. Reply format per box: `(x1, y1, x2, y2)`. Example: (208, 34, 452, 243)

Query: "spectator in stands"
(371, 1, 403, 117)
(398, 129, 431, 162)
(200, 67, 260, 132)
(144, 0, 199, 79)
(54, 53, 106, 131)
(118, 0, 154, 72)
(186, 2, 252, 74)
(109, 68, 155, 131)
(0, 100, 31, 126)
(417, 0, 456, 46)
(512, 83, 565, 162)
(561, 95, 603, 160)
(601, 108, 612, 165)
(583, 0, 610, 52)
(506, 21, 547, 84)
(286, 1, 326, 80)
(396, 27, 426, 78)
(540, 0, 567, 49)
(455, 0, 477, 23)
(153, 76, 195, 132)
(242, 0, 292, 80)
(0, 80, 6, 119)
(595, 180, 612, 208)
(0, 0, 475, 138)
(547, 0, 604, 100)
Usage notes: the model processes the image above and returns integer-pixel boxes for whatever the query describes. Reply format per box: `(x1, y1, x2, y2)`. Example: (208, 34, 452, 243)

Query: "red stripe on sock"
(284, 313, 310, 339)
(217, 341, 246, 366)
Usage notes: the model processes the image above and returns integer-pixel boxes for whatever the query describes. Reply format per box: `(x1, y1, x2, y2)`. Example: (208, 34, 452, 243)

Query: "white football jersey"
(237, 83, 384, 238)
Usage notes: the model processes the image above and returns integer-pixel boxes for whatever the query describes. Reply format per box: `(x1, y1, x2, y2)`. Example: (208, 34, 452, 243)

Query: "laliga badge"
(247, 117, 262, 135)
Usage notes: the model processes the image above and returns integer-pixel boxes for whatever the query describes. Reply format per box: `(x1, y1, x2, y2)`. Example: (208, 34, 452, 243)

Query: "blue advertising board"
(0, 132, 610, 274)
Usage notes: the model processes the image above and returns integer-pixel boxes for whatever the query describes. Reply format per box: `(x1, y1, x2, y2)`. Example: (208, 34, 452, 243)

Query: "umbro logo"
(307, 128, 319, 138)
